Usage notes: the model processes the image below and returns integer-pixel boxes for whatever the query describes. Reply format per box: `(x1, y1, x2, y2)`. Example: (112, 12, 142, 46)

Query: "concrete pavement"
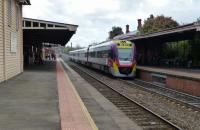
(0, 61, 60, 130)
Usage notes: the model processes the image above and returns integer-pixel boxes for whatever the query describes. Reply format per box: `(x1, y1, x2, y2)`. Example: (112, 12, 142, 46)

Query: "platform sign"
(11, 32, 17, 53)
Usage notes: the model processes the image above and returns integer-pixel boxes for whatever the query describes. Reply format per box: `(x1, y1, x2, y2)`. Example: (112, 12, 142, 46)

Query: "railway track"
(122, 79, 200, 109)
(65, 61, 183, 130)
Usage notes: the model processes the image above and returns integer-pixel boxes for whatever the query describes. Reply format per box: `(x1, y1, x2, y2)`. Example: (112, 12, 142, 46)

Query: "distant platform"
(137, 66, 200, 97)
(137, 66, 200, 81)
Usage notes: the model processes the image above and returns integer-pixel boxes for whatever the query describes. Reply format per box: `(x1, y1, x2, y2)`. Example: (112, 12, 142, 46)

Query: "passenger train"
(69, 40, 136, 78)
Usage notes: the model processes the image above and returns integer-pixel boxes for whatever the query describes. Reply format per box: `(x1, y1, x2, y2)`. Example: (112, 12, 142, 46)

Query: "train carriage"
(69, 48, 87, 64)
(69, 40, 136, 78)
(87, 41, 112, 71)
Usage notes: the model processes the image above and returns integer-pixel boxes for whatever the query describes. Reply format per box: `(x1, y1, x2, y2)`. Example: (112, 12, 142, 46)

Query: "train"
(69, 40, 136, 78)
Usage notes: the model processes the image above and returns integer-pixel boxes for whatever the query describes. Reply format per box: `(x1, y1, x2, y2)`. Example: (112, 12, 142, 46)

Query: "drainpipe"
(2, 0, 6, 81)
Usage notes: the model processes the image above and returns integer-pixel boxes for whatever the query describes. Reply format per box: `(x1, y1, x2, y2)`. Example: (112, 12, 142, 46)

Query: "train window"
(91, 52, 93, 57)
(101, 51, 104, 58)
(118, 48, 132, 61)
(108, 50, 111, 58)
(97, 51, 100, 58)
(91, 51, 96, 57)
(100, 51, 104, 58)
(89, 52, 93, 57)
(102, 50, 107, 58)
(83, 53, 86, 57)
(89, 52, 91, 57)
(96, 50, 103, 58)
(90, 52, 93, 57)
(94, 52, 96, 57)
(95, 50, 112, 58)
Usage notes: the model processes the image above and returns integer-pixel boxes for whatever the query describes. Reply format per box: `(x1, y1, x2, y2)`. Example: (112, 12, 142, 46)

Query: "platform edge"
(59, 58, 99, 130)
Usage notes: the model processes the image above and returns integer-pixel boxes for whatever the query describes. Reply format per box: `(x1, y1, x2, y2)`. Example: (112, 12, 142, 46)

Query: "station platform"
(0, 60, 96, 130)
(137, 66, 200, 96)
(137, 66, 200, 80)
(0, 59, 141, 130)
(0, 61, 60, 130)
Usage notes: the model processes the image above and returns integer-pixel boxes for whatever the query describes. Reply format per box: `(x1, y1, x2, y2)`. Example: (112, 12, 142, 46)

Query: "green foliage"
(138, 14, 200, 68)
(162, 36, 200, 67)
(108, 26, 124, 39)
(163, 41, 190, 59)
(140, 14, 179, 34)
(63, 46, 74, 53)
(63, 44, 83, 54)
(197, 17, 200, 22)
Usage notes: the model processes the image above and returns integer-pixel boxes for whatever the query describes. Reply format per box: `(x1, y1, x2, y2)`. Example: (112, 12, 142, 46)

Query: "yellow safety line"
(59, 59, 99, 130)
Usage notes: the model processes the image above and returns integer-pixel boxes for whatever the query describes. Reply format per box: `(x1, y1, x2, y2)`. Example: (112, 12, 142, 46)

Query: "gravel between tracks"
(66, 60, 200, 130)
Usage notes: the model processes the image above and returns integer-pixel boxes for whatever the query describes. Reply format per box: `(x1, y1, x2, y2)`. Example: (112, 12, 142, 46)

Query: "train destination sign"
(116, 40, 132, 48)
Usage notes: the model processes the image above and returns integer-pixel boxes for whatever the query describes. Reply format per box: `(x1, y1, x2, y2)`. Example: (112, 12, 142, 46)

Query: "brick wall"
(138, 69, 200, 97)
(138, 70, 152, 82)
(166, 77, 200, 96)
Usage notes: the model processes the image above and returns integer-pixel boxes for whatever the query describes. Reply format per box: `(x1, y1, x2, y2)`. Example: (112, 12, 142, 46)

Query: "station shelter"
(23, 18, 78, 66)
(116, 22, 200, 96)
(132, 22, 200, 68)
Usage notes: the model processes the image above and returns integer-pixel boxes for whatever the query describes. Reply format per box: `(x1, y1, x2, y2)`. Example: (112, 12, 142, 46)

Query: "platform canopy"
(115, 22, 200, 43)
(23, 18, 78, 46)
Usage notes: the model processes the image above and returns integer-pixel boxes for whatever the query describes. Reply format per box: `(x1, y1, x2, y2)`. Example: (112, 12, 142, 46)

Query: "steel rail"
(120, 79, 200, 110)
(68, 62, 183, 130)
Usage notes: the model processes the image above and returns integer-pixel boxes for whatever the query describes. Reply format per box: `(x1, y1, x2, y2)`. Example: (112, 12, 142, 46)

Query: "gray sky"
(23, 0, 200, 47)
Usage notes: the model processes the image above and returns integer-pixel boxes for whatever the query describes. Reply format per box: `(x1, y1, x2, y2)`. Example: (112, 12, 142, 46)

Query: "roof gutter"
(17, 0, 31, 5)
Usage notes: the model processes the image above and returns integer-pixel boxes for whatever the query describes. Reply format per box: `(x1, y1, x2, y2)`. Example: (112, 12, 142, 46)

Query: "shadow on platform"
(24, 60, 56, 72)
(0, 60, 60, 130)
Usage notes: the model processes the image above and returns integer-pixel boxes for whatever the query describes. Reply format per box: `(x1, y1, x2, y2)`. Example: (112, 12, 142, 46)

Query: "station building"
(0, 0, 30, 83)
(0, 0, 78, 83)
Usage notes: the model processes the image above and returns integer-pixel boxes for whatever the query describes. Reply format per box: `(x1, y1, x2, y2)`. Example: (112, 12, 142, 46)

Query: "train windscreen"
(118, 48, 133, 61)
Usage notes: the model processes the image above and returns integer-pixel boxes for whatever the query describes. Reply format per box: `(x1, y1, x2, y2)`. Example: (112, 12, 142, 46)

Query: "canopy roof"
(115, 22, 200, 43)
(23, 18, 78, 46)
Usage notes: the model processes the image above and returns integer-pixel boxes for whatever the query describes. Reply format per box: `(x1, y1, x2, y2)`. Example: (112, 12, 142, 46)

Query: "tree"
(139, 14, 179, 34)
(108, 26, 124, 39)
(75, 44, 82, 49)
(63, 44, 83, 53)
(197, 17, 200, 23)
(64, 46, 74, 53)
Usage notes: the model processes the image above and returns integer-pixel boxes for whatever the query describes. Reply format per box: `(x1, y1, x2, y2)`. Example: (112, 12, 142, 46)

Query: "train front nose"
(118, 67, 132, 75)
(118, 61, 133, 75)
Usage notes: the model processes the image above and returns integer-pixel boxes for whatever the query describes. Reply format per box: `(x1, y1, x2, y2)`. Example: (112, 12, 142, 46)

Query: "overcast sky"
(23, 0, 200, 47)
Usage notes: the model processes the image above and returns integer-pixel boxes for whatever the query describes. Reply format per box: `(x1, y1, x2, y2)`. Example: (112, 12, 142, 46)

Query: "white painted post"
(197, 27, 200, 31)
